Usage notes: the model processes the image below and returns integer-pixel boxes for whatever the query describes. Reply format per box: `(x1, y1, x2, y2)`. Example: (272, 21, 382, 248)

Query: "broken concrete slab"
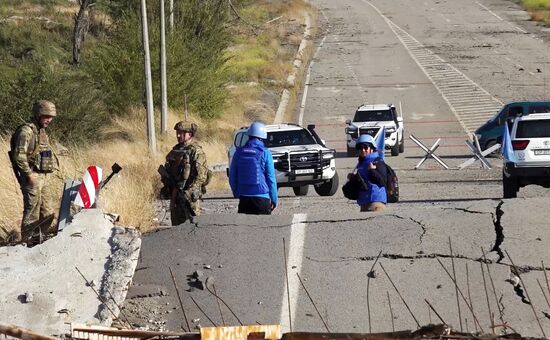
(0, 209, 141, 336)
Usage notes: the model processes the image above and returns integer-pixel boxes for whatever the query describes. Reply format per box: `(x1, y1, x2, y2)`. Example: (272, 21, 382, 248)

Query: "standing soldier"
(161, 122, 208, 225)
(229, 121, 278, 214)
(9, 100, 59, 242)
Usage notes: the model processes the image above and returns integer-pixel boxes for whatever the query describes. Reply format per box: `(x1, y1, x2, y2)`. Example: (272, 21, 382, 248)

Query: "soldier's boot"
(21, 214, 55, 247)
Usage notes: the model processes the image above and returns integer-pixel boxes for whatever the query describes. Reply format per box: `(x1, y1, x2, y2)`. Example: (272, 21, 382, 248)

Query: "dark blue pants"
(238, 196, 271, 215)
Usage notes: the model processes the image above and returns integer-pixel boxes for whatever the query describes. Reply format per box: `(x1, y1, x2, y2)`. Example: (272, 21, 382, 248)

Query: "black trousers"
(238, 196, 272, 215)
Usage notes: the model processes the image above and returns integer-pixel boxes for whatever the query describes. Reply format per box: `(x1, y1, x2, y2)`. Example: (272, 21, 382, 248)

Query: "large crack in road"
(491, 201, 505, 263)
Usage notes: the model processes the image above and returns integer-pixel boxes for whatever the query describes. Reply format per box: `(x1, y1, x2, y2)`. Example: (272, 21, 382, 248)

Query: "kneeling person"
(353, 134, 387, 212)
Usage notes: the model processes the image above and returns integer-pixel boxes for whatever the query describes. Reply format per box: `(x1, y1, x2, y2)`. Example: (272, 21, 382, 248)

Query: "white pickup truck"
(345, 103, 404, 157)
(228, 123, 339, 196)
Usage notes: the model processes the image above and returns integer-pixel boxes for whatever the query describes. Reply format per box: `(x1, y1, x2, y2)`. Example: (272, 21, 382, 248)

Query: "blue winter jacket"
(356, 153, 387, 205)
(229, 138, 278, 206)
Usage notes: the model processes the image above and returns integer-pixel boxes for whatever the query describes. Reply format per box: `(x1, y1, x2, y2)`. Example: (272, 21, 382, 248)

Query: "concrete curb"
(273, 13, 313, 124)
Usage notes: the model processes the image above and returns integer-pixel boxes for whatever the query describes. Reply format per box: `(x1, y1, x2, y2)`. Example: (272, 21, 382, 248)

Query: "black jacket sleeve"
(367, 158, 387, 187)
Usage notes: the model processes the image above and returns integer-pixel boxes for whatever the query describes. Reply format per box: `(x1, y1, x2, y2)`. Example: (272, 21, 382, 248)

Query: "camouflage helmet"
(174, 121, 197, 134)
(32, 100, 57, 118)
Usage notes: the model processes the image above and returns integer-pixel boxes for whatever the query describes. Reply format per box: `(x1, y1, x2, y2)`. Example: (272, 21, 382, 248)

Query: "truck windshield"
(266, 130, 316, 147)
(354, 110, 393, 122)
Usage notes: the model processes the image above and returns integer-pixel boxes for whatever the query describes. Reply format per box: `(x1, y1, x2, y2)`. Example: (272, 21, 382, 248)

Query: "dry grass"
(0, 108, 236, 234)
(523, 0, 550, 24)
(0, 135, 23, 233)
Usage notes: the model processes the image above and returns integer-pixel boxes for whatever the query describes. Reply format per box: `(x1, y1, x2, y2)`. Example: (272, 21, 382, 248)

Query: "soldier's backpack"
(384, 162, 399, 203)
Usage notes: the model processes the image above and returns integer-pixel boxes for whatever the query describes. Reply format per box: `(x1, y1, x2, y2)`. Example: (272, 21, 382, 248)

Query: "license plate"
(534, 149, 550, 155)
(295, 169, 314, 174)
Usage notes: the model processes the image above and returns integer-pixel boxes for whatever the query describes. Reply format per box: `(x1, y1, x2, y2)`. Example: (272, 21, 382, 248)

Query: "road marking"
(476, 1, 528, 34)
(360, 0, 503, 135)
(279, 213, 307, 333)
(299, 36, 326, 126)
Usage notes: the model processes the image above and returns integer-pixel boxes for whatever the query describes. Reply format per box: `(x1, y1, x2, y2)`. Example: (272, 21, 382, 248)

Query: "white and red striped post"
(74, 165, 103, 208)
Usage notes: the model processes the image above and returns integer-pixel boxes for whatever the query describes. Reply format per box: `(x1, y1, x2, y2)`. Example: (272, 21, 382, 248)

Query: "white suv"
(503, 112, 550, 198)
(227, 123, 339, 196)
(345, 103, 404, 157)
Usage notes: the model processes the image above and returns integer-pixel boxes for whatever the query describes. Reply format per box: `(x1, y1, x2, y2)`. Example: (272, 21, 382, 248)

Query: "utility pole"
(140, 0, 157, 153)
(160, 0, 168, 134)
(169, 0, 174, 32)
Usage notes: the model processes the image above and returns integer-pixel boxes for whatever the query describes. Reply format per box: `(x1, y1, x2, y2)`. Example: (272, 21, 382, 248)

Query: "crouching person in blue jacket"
(352, 134, 387, 212)
(229, 122, 278, 214)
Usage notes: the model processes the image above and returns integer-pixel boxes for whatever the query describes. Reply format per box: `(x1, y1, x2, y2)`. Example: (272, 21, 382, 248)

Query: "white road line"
(476, 1, 527, 34)
(279, 213, 308, 333)
(360, 0, 504, 134)
(299, 35, 326, 126)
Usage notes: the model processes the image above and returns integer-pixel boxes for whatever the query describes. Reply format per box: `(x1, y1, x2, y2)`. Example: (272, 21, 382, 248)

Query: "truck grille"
(359, 127, 380, 137)
(274, 151, 330, 171)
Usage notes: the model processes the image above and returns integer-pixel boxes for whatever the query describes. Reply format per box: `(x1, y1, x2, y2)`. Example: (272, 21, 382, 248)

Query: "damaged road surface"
(0, 209, 141, 336)
(125, 0, 550, 336)
(126, 198, 550, 337)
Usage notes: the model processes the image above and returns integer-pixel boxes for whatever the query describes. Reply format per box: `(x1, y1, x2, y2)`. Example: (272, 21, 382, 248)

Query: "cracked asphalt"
(124, 0, 550, 336)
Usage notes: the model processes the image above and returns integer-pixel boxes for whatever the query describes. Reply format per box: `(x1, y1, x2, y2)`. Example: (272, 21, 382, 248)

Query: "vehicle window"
(516, 120, 550, 138)
(508, 106, 523, 118)
(529, 105, 550, 114)
(265, 129, 316, 147)
(353, 110, 393, 122)
(235, 132, 249, 147)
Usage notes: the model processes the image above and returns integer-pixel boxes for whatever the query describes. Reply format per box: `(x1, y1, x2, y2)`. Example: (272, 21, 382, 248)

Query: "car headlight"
(272, 154, 283, 163)
(322, 152, 335, 159)
(386, 127, 396, 133)
(345, 127, 357, 134)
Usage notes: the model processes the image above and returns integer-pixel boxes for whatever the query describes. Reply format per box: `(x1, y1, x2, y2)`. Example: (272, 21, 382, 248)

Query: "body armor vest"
(166, 147, 192, 186)
(357, 153, 387, 204)
(235, 143, 269, 196)
(16, 123, 55, 173)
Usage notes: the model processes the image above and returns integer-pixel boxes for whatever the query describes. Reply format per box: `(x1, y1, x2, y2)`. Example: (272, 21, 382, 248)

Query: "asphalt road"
(124, 0, 550, 337)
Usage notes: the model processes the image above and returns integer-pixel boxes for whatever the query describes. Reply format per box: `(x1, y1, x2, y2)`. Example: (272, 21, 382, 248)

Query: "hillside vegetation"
(522, 0, 550, 24)
(0, 0, 313, 234)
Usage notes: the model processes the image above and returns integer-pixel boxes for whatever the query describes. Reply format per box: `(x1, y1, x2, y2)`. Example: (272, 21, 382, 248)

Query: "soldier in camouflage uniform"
(163, 122, 208, 225)
(10, 100, 59, 242)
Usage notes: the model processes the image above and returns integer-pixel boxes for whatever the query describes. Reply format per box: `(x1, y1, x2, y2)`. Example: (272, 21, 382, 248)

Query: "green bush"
(0, 63, 107, 144)
(522, 0, 550, 10)
(0, 0, 236, 143)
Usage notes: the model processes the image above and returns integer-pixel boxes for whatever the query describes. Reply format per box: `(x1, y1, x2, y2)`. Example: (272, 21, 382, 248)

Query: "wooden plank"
(201, 325, 281, 340)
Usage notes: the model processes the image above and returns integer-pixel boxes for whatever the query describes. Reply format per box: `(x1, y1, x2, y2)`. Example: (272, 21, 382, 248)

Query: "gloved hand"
(183, 189, 201, 202)
(183, 190, 193, 202)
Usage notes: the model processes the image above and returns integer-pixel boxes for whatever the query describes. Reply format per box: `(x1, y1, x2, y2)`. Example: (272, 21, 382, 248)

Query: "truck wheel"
(314, 172, 339, 196)
(398, 136, 405, 153)
(293, 185, 309, 196)
(347, 146, 355, 157)
(503, 172, 518, 198)
(390, 142, 399, 156)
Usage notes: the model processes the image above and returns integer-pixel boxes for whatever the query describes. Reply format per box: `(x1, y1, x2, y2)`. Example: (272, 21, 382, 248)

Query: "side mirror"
(307, 124, 316, 130)
(345, 119, 351, 125)
(321, 139, 326, 145)
(397, 116, 403, 122)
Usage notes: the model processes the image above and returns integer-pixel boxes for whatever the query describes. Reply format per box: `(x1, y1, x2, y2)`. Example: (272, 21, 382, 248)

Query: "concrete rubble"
(0, 208, 141, 337)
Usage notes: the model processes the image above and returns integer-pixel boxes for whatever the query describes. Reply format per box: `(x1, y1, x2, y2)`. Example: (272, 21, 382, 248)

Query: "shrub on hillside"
(0, 0, 235, 143)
